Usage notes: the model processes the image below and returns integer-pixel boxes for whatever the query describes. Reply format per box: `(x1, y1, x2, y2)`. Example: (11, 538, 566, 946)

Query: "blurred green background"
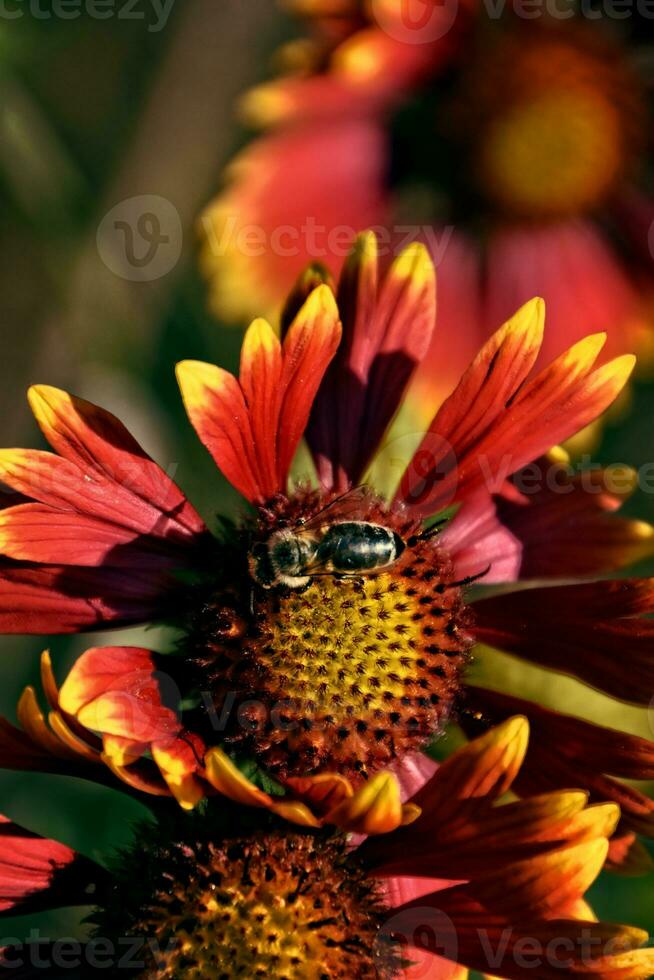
(0, 0, 653, 959)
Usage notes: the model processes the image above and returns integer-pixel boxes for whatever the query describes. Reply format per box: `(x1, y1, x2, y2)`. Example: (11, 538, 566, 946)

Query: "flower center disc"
(479, 88, 622, 219)
(113, 829, 394, 980)
(208, 519, 469, 778)
(450, 28, 644, 221)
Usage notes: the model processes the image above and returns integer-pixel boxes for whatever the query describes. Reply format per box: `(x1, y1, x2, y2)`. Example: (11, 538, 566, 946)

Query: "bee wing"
(295, 485, 372, 531)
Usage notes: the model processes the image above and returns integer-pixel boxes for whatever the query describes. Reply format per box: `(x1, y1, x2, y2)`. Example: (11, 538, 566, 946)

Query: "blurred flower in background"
(202, 1, 654, 431)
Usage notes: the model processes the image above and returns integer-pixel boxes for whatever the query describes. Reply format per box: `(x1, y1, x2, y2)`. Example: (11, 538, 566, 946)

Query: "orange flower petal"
(472, 839, 609, 919)
(239, 318, 283, 495)
(326, 771, 403, 834)
(17, 688, 73, 761)
(26, 385, 204, 537)
(268, 799, 322, 828)
(398, 298, 544, 513)
(176, 360, 263, 502)
(398, 304, 636, 516)
(152, 747, 205, 812)
(308, 235, 438, 489)
(410, 716, 529, 827)
(102, 734, 144, 767)
(39, 650, 59, 712)
(100, 753, 170, 798)
(203, 747, 273, 809)
(277, 284, 342, 484)
(284, 772, 354, 814)
(48, 712, 101, 764)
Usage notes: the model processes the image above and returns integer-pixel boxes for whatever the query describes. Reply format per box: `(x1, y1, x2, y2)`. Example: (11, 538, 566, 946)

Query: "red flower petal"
(178, 285, 341, 503)
(175, 361, 262, 502)
(466, 687, 654, 782)
(472, 579, 654, 705)
(26, 386, 205, 538)
(465, 687, 654, 840)
(59, 647, 180, 744)
(239, 319, 284, 495)
(606, 832, 654, 876)
(0, 504, 187, 568)
(308, 234, 437, 489)
(0, 562, 174, 634)
(397, 297, 544, 513)
(278, 285, 343, 484)
(200, 119, 389, 323)
(398, 304, 635, 516)
(495, 457, 654, 578)
(440, 492, 523, 583)
(0, 815, 98, 914)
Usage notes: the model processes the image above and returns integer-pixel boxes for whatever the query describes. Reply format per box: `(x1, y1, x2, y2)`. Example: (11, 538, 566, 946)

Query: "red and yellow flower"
(202, 4, 654, 427)
(1, 719, 654, 978)
(0, 236, 653, 873)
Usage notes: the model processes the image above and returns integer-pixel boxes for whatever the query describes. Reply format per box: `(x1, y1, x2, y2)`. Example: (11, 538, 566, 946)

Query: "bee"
(248, 487, 407, 591)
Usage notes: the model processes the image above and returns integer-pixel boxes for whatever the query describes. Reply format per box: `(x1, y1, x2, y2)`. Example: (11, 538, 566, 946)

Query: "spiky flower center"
(97, 822, 394, 979)
(193, 494, 469, 778)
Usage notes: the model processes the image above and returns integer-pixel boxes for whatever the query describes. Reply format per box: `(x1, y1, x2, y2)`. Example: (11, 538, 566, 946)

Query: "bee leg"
(445, 564, 492, 588)
(349, 576, 367, 594)
(407, 518, 449, 547)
